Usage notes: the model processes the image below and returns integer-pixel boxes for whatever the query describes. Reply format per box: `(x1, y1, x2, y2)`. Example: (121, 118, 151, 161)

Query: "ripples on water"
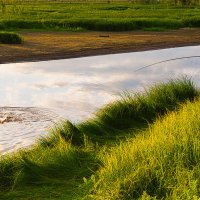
(1, 45, 200, 154)
(0, 107, 61, 154)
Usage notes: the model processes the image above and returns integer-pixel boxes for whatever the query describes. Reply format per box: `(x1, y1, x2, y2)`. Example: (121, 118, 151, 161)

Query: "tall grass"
(0, 141, 99, 199)
(39, 78, 198, 148)
(0, 31, 23, 44)
(0, 78, 199, 199)
(93, 78, 197, 129)
(86, 97, 200, 199)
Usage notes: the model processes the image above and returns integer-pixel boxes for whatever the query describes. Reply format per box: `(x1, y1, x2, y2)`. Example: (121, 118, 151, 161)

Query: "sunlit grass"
(38, 78, 198, 148)
(0, 78, 199, 199)
(88, 97, 200, 199)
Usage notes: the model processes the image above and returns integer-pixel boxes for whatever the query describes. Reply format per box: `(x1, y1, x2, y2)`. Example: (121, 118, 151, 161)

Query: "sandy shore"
(0, 28, 200, 64)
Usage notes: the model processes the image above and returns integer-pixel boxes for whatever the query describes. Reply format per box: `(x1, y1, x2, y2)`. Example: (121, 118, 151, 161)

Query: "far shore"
(1, 28, 200, 64)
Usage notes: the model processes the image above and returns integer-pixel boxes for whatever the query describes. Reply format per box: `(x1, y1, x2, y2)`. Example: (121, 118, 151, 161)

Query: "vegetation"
(135, 0, 199, 5)
(0, 1, 200, 31)
(1, 78, 200, 199)
(0, 31, 22, 44)
(86, 91, 200, 199)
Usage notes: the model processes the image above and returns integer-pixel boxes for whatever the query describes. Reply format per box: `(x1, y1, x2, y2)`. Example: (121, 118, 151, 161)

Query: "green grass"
(0, 31, 23, 44)
(0, 78, 200, 199)
(39, 78, 197, 147)
(86, 95, 200, 199)
(1, 1, 200, 31)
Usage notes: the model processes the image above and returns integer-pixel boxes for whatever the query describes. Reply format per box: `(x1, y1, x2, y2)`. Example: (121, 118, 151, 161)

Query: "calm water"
(1, 45, 200, 153)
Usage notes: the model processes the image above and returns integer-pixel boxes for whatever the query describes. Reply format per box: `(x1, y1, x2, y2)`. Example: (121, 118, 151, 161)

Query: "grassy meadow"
(1, 78, 200, 199)
(0, 1, 200, 32)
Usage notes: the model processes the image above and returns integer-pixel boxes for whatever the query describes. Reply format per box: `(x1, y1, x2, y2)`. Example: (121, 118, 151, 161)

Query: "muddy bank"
(0, 28, 200, 64)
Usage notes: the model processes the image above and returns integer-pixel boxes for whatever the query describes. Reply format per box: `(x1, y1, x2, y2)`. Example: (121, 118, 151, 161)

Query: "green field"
(1, 78, 200, 199)
(1, 0, 200, 31)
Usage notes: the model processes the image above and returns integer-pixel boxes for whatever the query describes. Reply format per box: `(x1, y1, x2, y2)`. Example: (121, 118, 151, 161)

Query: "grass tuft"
(0, 31, 23, 44)
(40, 120, 85, 147)
(92, 77, 197, 131)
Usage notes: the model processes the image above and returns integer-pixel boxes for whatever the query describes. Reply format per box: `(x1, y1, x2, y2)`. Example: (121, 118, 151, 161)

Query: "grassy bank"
(1, 2, 200, 31)
(0, 78, 200, 199)
(86, 92, 200, 199)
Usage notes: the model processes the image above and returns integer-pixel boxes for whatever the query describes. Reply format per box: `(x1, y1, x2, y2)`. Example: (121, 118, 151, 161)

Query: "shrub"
(0, 32, 23, 44)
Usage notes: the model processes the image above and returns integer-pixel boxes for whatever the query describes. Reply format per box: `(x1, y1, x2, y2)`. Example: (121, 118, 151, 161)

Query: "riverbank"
(1, 78, 200, 199)
(1, 28, 200, 64)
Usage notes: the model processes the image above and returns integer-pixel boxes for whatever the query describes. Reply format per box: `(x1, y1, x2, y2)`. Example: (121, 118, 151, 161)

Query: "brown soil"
(1, 28, 200, 64)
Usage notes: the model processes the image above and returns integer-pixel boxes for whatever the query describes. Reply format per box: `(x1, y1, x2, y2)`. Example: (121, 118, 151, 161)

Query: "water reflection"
(0, 45, 200, 153)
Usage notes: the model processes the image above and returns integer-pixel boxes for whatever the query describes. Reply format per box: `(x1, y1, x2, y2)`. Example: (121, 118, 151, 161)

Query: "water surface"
(1, 45, 200, 153)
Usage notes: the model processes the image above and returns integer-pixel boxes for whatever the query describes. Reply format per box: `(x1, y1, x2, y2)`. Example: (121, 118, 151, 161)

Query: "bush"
(0, 32, 23, 44)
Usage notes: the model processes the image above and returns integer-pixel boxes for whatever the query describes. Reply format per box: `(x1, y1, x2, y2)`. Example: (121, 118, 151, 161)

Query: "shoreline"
(1, 42, 200, 65)
(0, 29, 200, 64)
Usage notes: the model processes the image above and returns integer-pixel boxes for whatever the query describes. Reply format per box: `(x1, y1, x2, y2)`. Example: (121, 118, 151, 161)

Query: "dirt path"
(1, 28, 200, 64)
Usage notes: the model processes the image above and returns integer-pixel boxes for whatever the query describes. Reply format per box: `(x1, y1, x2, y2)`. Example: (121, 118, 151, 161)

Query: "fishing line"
(134, 55, 200, 72)
(83, 55, 200, 95)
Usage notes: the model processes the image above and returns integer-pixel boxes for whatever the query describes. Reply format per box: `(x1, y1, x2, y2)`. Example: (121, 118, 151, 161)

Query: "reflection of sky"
(0, 45, 200, 122)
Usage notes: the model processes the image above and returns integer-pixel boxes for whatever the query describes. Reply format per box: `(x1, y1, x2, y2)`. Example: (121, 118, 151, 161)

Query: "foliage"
(0, 31, 22, 44)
